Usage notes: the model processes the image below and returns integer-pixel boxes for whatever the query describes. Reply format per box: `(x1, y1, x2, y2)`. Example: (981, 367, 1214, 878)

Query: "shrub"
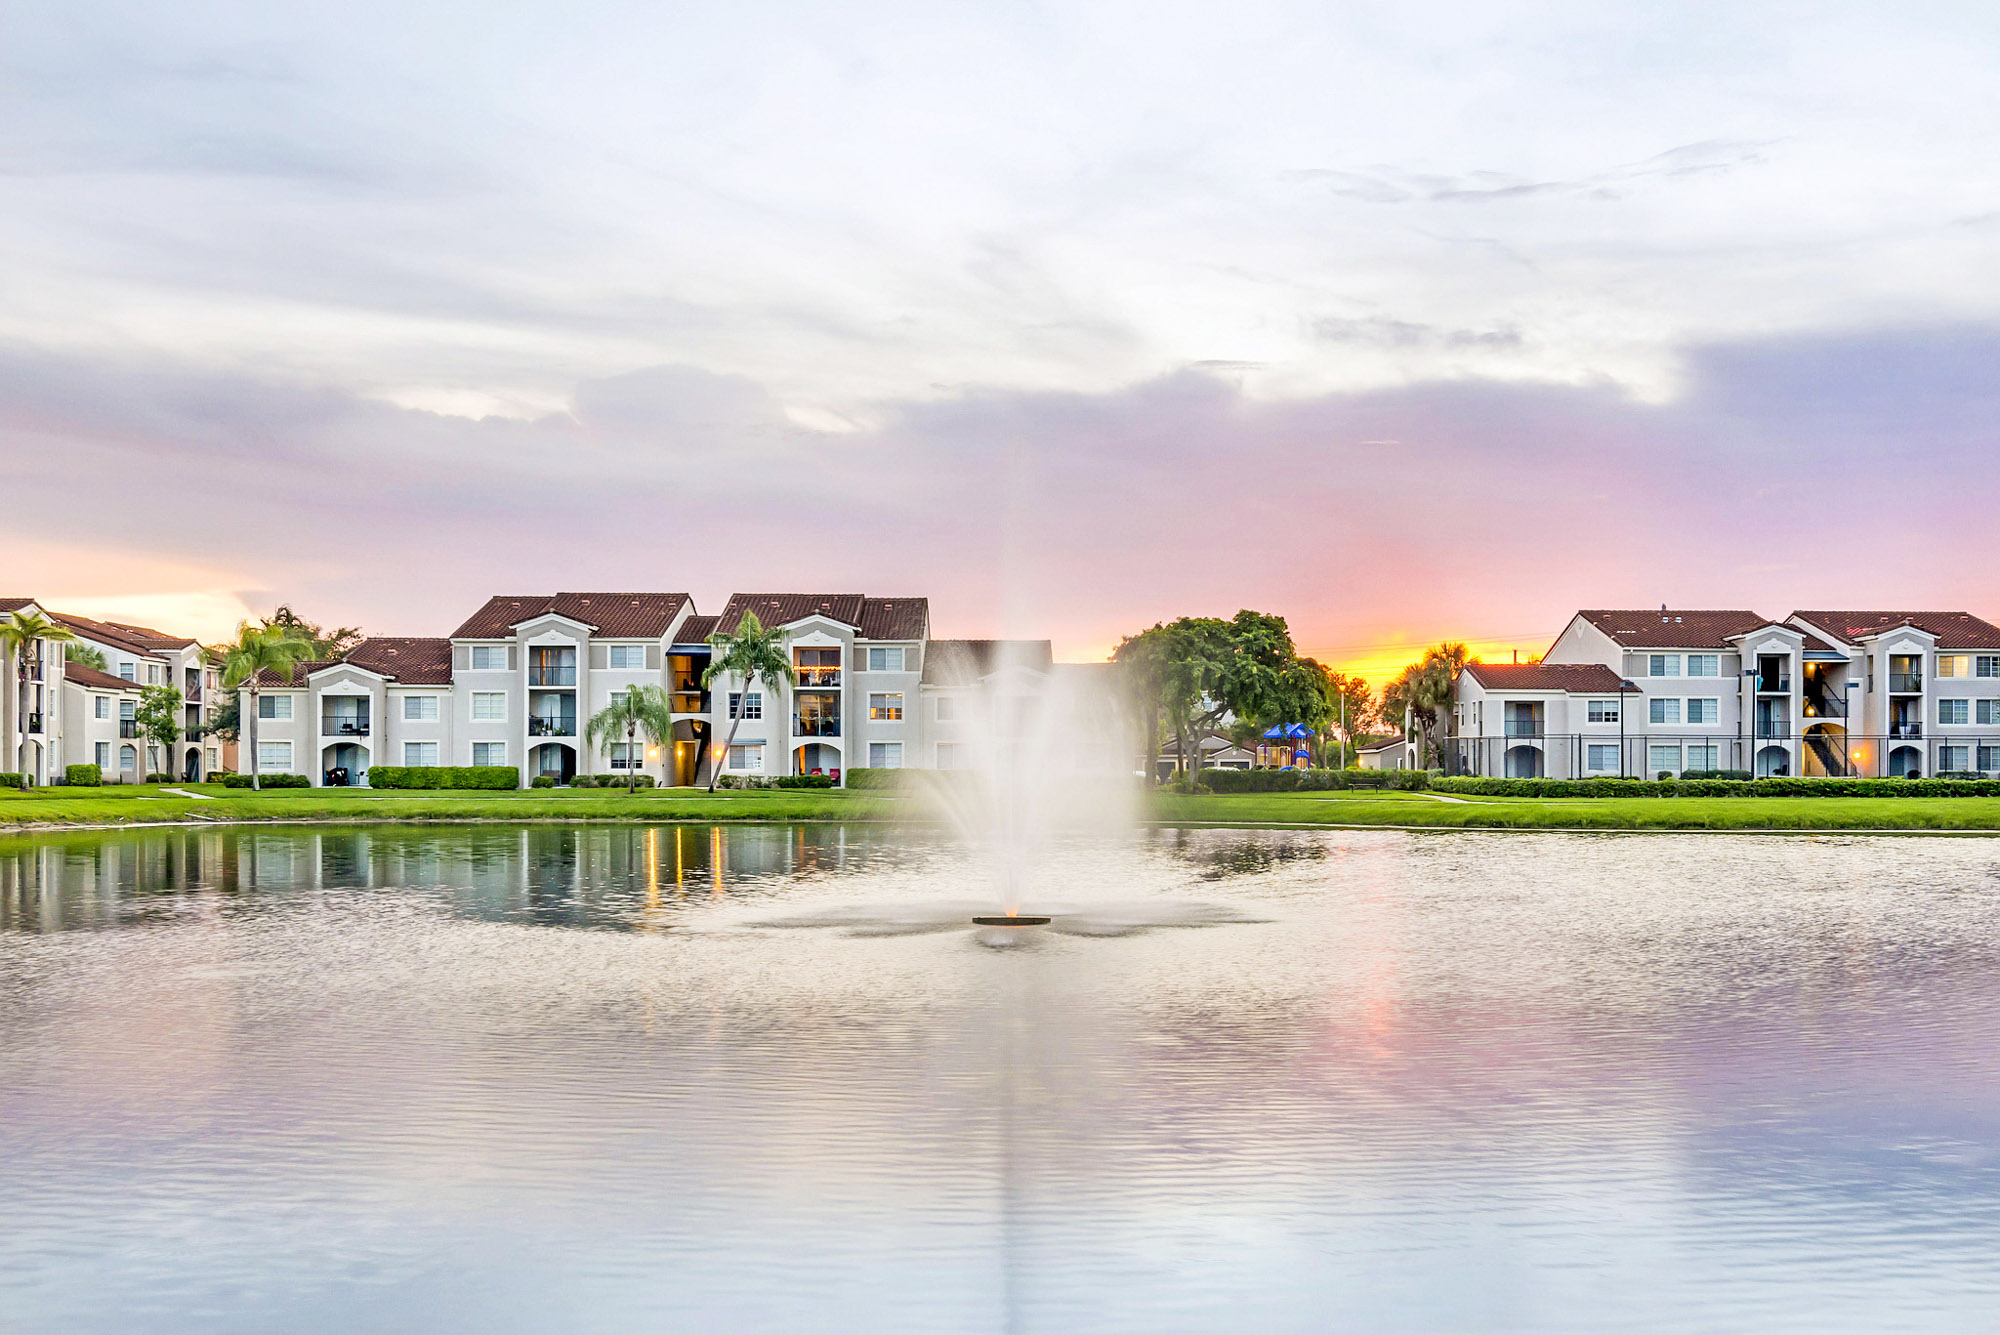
(1195, 767, 1430, 794)
(65, 764, 102, 787)
(146, 772, 173, 784)
(773, 774, 837, 789)
(1681, 769, 1752, 781)
(842, 768, 907, 790)
(569, 774, 596, 788)
(1427, 775, 2000, 799)
(531, 774, 556, 788)
(0, 772, 24, 789)
(221, 772, 311, 789)
(367, 766, 520, 790)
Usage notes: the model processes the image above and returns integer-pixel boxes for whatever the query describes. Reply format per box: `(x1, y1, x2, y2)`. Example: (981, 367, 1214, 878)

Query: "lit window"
(1587, 699, 1618, 724)
(1686, 655, 1719, 677)
(867, 646, 905, 672)
(1649, 698, 1681, 725)
(403, 742, 439, 767)
(471, 692, 506, 720)
(1649, 655, 1680, 677)
(869, 692, 904, 721)
(608, 645, 645, 670)
(869, 741, 903, 769)
(1938, 654, 1972, 678)
(259, 695, 292, 720)
(403, 695, 438, 721)
(470, 646, 508, 670)
(1938, 698, 1970, 725)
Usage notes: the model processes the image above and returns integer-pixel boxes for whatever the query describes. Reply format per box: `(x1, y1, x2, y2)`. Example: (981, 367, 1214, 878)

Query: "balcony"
(529, 715, 576, 737)
(1889, 722, 1924, 739)
(322, 717, 371, 737)
(795, 667, 842, 688)
(671, 692, 708, 714)
(1756, 676, 1791, 694)
(794, 716, 841, 737)
(1502, 723, 1544, 738)
(20, 661, 42, 682)
(1889, 673, 1923, 693)
(528, 666, 576, 687)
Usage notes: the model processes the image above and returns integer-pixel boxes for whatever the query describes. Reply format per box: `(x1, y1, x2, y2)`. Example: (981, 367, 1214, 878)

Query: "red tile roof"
(62, 663, 143, 692)
(921, 639, 1053, 687)
(1576, 610, 1770, 649)
(674, 614, 719, 644)
(715, 594, 929, 640)
(102, 620, 197, 650)
(47, 610, 175, 658)
(1462, 662, 1631, 692)
(250, 637, 454, 686)
(1791, 611, 2000, 650)
(0, 598, 37, 614)
(451, 593, 690, 639)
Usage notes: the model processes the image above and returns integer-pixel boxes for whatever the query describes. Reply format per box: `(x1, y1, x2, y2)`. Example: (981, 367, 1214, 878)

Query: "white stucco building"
(1450, 608, 2000, 778)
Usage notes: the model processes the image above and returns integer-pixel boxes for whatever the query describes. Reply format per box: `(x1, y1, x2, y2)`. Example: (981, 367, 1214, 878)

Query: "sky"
(4, 1, 2000, 683)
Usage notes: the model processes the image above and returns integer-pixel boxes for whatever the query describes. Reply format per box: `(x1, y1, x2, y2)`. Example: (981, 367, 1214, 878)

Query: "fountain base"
(971, 915, 1050, 927)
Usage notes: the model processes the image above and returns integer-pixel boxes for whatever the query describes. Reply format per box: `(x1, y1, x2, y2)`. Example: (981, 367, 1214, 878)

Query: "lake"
(3, 824, 1999, 1332)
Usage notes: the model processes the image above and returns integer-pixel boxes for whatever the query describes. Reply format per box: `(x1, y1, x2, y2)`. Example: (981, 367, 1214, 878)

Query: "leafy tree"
(586, 684, 676, 792)
(135, 686, 183, 780)
(201, 695, 241, 744)
(65, 642, 109, 672)
(1322, 670, 1374, 766)
(262, 606, 363, 658)
(211, 623, 313, 790)
(1380, 642, 1473, 768)
(0, 611, 75, 772)
(701, 612, 795, 792)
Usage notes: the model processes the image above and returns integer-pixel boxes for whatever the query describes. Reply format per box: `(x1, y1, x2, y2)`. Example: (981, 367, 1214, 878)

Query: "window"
(1587, 699, 1618, 724)
(1981, 745, 2000, 773)
(935, 696, 959, 722)
(729, 692, 762, 720)
(1938, 654, 1972, 678)
(257, 741, 291, 771)
(147, 665, 161, 685)
(403, 695, 438, 721)
(1978, 656, 2000, 679)
(1979, 700, 2000, 726)
(259, 695, 292, 720)
(608, 743, 640, 769)
(937, 743, 966, 769)
(867, 646, 905, 672)
(1686, 654, 1720, 677)
(1649, 654, 1680, 677)
(118, 661, 135, 681)
(1647, 744, 1681, 774)
(869, 741, 903, 769)
(1939, 745, 1970, 772)
(206, 748, 218, 770)
(1939, 698, 1970, 725)
(608, 645, 645, 670)
(120, 699, 135, 723)
(1649, 698, 1681, 725)
(728, 743, 763, 771)
(119, 745, 136, 772)
(94, 696, 109, 720)
(869, 692, 904, 721)
(472, 692, 506, 720)
(473, 742, 507, 767)
(1687, 744, 1719, 770)
(403, 742, 439, 767)
(1687, 699, 1719, 725)
(1586, 744, 1619, 772)
(95, 742, 109, 768)
(470, 645, 508, 670)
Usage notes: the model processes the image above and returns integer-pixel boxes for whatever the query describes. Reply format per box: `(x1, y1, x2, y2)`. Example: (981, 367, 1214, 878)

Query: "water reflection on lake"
(3, 824, 2000, 1333)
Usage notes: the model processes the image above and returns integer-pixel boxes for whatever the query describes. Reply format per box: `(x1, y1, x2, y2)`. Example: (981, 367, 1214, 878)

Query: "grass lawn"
(8, 783, 2000, 832)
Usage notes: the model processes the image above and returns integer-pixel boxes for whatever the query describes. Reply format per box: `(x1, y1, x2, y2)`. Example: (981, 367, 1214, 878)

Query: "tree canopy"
(262, 606, 364, 658)
(1380, 641, 1473, 767)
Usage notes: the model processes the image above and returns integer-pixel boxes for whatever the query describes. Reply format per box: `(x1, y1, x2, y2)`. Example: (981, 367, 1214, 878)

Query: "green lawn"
(8, 783, 2000, 832)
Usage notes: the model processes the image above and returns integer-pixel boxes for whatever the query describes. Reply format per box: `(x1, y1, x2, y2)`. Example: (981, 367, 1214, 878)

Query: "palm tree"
(0, 611, 75, 778)
(586, 684, 676, 793)
(211, 623, 312, 790)
(701, 611, 795, 792)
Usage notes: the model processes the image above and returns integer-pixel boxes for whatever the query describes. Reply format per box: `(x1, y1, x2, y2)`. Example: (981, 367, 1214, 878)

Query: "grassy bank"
(8, 783, 2000, 832)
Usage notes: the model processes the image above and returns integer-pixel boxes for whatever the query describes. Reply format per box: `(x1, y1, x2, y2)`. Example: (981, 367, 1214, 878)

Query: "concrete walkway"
(157, 787, 216, 800)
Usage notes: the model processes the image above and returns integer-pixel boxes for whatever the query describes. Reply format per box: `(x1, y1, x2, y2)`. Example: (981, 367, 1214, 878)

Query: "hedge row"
(66, 764, 102, 786)
(1429, 775, 2000, 799)
(0, 772, 25, 789)
(368, 765, 520, 790)
(1198, 767, 1431, 793)
(570, 774, 657, 788)
(221, 772, 312, 789)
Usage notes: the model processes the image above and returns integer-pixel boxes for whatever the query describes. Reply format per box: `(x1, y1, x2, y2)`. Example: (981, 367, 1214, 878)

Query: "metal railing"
(1890, 673, 1923, 693)
(1502, 722, 1544, 737)
(795, 667, 842, 687)
(793, 716, 841, 737)
(529, 716, 576, 736)
(1446, 732, 2000, 779)
(1756, 677, 1791, 693)
(528, 666, 576, 687)
(671, 692, 707, 714)
(323, 718, 371, 736)
(1889, 722, 1923, 738)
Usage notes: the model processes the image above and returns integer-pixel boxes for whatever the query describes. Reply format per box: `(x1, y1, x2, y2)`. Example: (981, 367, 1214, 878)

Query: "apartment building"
(1450, 608, 2000, 778)
(51, 610, 229, 781)
(2, 597, 63, 786)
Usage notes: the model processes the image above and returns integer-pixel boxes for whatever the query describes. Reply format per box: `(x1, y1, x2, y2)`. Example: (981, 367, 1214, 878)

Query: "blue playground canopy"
(1262, 723, 1313, 740)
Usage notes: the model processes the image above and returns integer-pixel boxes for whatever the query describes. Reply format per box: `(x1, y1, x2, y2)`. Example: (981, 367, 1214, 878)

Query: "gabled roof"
(673, 614, 719, 645)
(252, 637, 454, 687)
(1355, 735, 1406, 752)
(62, 663, 143, 693)
(1575, 610, 1770, 650)
(1791, 611, 2000, 650)
(0, 597, 38, 615)
(921, 639, 1053, 687)
(715, 594, 929, 640)
(47, 610, 174, 659)
(1462, 662, 1631, 692)
(102, 620, 197, 650)
(451, 593, 690, 639)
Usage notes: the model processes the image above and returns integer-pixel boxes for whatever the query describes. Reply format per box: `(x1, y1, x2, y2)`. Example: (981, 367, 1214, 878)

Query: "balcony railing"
(795, 667, 842, 688)
(1889, 722, 1924, 738)
(1502, 723, 1544, 737)
(794, 716, 841, 737)
(1890, 674, 1923, 693)
(1801, 696, 1846, 719)
(1756, 677, 1791, 693)
(528, 666, 576, 687)
(671, 692, 708, 714)
(323, 718, 371, 737)
(529, 715, 576, 737)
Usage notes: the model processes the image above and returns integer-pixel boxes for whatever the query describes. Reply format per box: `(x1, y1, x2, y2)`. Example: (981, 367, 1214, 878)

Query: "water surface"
(3, 824, 1999, 1332)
